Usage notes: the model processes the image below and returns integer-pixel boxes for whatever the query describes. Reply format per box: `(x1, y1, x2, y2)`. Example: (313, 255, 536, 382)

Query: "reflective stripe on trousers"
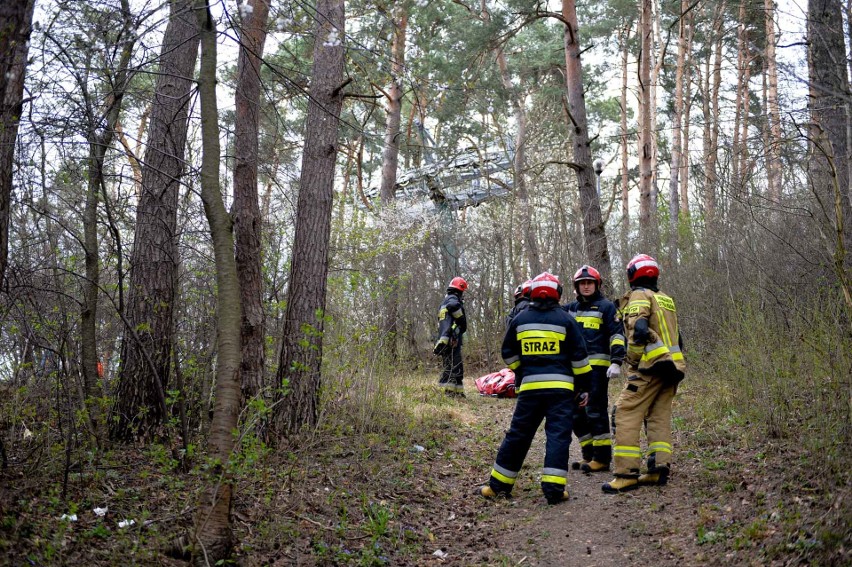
(612, 371, 677, 476)
(489, 390, 574, 501)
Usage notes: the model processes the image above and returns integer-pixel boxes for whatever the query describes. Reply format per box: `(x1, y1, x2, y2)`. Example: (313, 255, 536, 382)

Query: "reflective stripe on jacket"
(502, 300, 592, 393)
(437, 293, 466, 346)
(618, 287, 686, 381)
(563, 293, 626, 366)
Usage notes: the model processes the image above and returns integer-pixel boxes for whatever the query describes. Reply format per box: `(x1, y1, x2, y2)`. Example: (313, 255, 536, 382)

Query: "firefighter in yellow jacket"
(603, 254, 686, 493)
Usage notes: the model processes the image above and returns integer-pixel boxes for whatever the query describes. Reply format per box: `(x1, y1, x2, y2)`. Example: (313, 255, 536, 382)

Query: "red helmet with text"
(530, 272, 563, 301)
(572, 265, 602, 288)
(626, 254, 660, 283)
(448, 277, 468, 292)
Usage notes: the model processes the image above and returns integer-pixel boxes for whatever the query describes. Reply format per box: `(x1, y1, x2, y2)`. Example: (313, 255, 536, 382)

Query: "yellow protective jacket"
(618, 287, 686, 382)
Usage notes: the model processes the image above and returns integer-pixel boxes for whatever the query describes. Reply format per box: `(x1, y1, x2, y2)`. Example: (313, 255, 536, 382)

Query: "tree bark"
(562, 0, 612, 288)
(273, 0, 345, 435)
(379, 6, 407, 362)
(703, 1, 724, 231)
(233, 0, 270, 404)
(192, 1, 242, 561)
(668, 0, 688, 264)
(681, 6, 693, 219)
(638, 0, 654, 248)
(481, 0, 541, 276)
(82, 0, 136, 444)
(110, 0, 200, 441)
(649, 0, 665, 238)
(808, 0, 852, 263)
(0, 0, 34, 286)
(732, 0, 752, 216)
(619, 19, 632, 259)
(765, 0, 783, 207)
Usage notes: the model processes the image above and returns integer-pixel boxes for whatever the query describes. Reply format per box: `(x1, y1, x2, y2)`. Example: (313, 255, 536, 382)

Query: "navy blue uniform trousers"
(573, 367, 612, 463)
(490, 390, 574, 501)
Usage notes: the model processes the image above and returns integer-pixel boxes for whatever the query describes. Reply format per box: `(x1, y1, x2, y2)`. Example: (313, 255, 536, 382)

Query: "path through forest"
(409, 387, 846, 567)
(422, 393, 708, 566)
(1, 376, 846, 565)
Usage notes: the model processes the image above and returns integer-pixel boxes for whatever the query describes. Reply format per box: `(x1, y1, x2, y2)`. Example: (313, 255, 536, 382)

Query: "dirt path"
(488, 448, 705, 567)
(423, 394, 716, 567)
(409, 382, 851, 567)
(1, 376, 846, 565)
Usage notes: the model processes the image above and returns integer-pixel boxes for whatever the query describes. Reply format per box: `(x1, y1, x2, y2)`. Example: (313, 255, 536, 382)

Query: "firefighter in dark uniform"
(504, 279, 532, 329)
(479, 272, 592, 505)
(603, 254, 686, 493)
(563, 265, 626, 472)
(433, 277, 468, 396)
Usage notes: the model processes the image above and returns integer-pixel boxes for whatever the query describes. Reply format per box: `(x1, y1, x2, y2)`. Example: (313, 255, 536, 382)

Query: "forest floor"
(0, 371, 849, 566)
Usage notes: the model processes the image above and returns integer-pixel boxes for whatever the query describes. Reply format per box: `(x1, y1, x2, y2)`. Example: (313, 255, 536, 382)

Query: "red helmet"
(573, 265, 602, 288)
(448, 276, 468, 292)
(530, 272, 562, 301)
(626, 254, 660, 282)
(514, 279, 533, 300)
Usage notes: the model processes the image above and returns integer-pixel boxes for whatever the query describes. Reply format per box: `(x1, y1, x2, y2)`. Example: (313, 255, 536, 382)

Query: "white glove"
(606, 363, 622, 379)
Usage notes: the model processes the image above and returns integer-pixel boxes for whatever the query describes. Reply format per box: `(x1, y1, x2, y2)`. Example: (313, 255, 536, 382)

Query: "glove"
(606, 363, 622, 379)
(433, 340, 448, 356)
(577, 392, 589, 407)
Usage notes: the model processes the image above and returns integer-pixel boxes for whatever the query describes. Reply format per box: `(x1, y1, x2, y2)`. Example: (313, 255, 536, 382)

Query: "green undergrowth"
(672, 293, 851, 566)
(0, 362, 496, 565)
(232, 368, 497, 565)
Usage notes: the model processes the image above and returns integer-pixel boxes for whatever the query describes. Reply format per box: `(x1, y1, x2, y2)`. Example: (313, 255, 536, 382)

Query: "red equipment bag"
(475, 368, 517, 398)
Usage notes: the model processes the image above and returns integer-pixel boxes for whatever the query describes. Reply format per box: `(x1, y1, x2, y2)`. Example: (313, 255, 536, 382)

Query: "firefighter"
(433, 277, 468, 396)
(479, 272, 592, 505)
(504, 279, 532, 329)
(603, 254, 686, 493)
(563, 265, 625, 473)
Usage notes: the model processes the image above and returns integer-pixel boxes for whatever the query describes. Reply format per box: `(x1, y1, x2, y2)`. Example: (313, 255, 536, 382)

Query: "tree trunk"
(110, 0, 200, 441)
(192, 1, 242, 561)
(668, 0, 688, 264)
(703, 1, 724, 231)
(732, 0, 751, 216)
(0, 0, 34, 285)
(273, 0, 345, 435)
(82, 0, 136, 445)
(619, 19, 632, 260)
(562, 0, 612, 288)
(765, 0, 783, 207)
(638, 0, 654, 248)
(379, 6, 407, 362)
(481, 0, 541, 276)
(649, 0, 665, 241)
(233, 0, 270, 404)
(808, 0, 852, 265)
(681, 6, 693, 219)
